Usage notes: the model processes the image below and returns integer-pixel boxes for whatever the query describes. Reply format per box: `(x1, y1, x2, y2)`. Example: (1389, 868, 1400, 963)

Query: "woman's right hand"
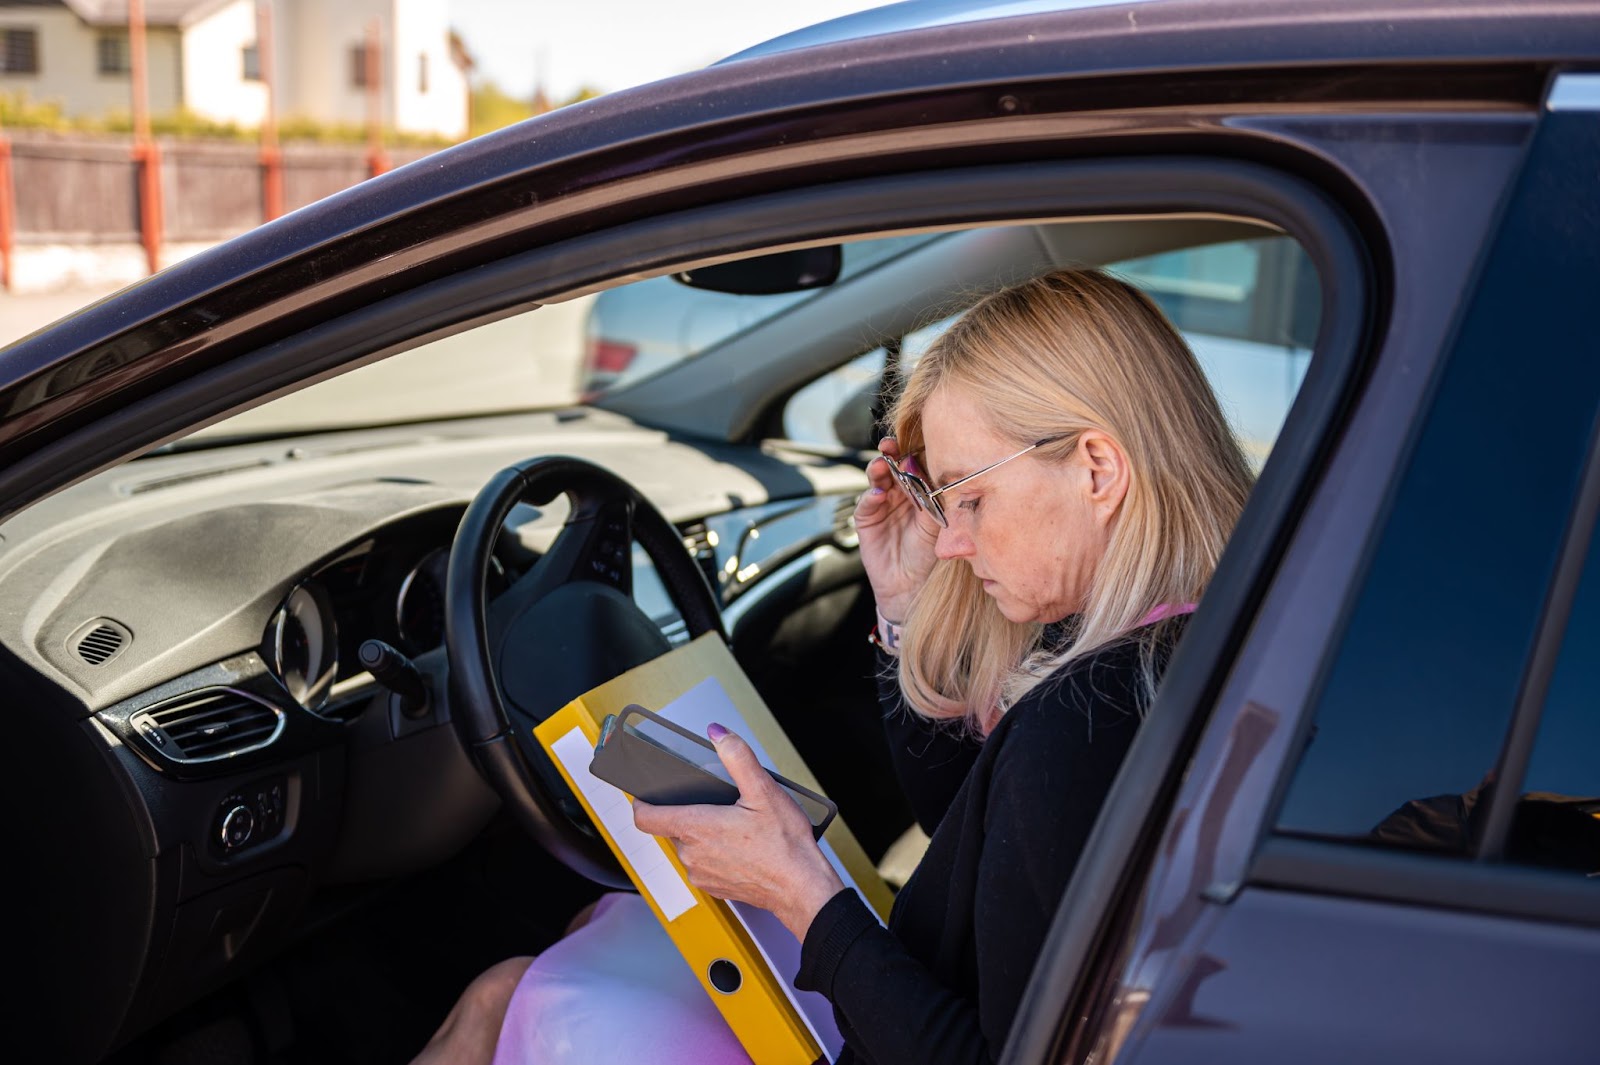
(856, 437, 940, 623)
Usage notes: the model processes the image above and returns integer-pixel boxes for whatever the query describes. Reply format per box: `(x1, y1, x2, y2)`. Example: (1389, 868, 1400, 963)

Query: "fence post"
(365, 18, 389, 178)
(133, 140, 163, 274)
(129, 0, 162, 274)
(257, 0, 284, 221)
(0, 130, 13, 292)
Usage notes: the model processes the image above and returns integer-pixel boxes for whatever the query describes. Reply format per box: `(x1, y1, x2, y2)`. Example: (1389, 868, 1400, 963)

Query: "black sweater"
(794, 620, 1184, 1064)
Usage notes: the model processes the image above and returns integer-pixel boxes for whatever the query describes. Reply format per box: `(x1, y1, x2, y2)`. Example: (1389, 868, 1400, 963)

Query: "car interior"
(3, 212, 1323, 1064)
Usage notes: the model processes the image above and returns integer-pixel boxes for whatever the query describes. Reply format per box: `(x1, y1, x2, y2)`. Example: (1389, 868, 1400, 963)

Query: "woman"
(418, 268, 1254, 1064)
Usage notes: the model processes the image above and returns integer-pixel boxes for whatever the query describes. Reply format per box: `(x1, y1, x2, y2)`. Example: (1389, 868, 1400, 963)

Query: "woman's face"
(919, 385, 1123, 625)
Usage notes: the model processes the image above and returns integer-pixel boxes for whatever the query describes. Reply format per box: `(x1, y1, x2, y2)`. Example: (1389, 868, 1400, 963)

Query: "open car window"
(781, 226, 1319, 468)
(177, 220, 1317, 459)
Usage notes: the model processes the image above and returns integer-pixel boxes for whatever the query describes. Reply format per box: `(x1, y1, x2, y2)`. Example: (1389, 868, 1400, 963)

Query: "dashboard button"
(220, 804, 255, 851)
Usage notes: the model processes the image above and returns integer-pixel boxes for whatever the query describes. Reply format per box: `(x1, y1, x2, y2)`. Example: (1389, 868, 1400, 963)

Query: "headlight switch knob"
(220, 803, 255, 851)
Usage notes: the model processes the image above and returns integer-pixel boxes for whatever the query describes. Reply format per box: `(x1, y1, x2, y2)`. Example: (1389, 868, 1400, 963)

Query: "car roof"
(721, 0, 1158, 63)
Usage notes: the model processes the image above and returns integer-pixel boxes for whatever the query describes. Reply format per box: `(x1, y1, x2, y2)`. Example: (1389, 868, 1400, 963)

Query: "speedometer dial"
(396, 546, 506, 654)
(268, 580, 338, 709)
(396, 547, 449, 654)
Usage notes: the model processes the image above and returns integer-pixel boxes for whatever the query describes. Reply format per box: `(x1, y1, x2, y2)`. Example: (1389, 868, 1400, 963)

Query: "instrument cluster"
(262, 530, 507, 713)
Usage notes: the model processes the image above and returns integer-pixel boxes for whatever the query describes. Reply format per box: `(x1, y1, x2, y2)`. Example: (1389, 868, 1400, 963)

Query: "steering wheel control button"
(587, 509, 632, 587)
(707, 959, 742, 994)
(219, 803, 255, 851)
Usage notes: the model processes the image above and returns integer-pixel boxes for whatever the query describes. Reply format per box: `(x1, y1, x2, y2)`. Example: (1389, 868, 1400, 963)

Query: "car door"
(1007, 75, 1600, 1065)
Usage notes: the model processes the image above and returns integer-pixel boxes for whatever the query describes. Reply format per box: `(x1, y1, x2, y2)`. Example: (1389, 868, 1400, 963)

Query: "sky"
(447, 0, 897, 102)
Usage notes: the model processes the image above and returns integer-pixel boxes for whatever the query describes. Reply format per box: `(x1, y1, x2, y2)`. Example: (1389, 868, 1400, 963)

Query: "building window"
(97, 33, 131, 76)
(0, 27, 40, 75)
(350, 43, 370, 89)
(418, 52, 428, 94)
(242, 43, 261, 81)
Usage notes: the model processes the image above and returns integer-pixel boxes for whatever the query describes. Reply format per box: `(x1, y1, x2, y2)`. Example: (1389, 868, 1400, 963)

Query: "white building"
(0, 0, 472, 139)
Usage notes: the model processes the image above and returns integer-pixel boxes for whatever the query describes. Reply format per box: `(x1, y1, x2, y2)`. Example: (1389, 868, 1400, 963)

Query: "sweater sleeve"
(874, 648, 981, 835)
(796, 889, 999, 1065)
(971, 680, 1142, 1040)
(800, 651, 1149, 1065)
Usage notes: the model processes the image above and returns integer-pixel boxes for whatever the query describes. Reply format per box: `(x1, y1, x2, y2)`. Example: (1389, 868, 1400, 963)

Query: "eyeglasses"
(880, 435, 1069, 528)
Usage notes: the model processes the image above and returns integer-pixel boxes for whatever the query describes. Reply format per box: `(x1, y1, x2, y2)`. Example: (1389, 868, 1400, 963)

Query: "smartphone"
(590, 704, 837, 839)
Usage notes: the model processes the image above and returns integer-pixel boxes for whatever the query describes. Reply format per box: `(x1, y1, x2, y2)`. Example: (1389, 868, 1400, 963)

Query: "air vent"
(131, 688, 284, 763)
(660, 617, 690, 647)
(68, 617, 132, 666)
(682, 522, 714, 557)
(681, 522, 723, 590)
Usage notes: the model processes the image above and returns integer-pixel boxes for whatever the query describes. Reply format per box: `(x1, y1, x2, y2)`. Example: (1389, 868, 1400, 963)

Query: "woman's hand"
(632, 725, 845, 942)
(856, 436, 940, 624)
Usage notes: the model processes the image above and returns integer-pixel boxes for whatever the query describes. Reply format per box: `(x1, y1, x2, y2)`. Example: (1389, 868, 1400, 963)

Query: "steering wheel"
(444, 456, 726, 886)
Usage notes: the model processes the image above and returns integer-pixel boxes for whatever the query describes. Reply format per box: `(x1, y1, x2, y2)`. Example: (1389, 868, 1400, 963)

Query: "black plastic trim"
(1254, 835, 1600, 928)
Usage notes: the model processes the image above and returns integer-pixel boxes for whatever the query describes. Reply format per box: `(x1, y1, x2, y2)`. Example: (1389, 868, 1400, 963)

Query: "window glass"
(1114, 236, 1316, 467)
(1, 27, 40, 75)
(186, 225, 1317, 456)
(784, 347, 885, 449)
(97, 33, 130, 76)
(1274, 341, 1595, 854)
(781, 233, 1318, 465)
(349, 44, 370, 89)
(1514, 525, 1600, 875)
(580, 234, 933, 398)
(186, 297, 593, 442)
(1115, 241, 1263, 339)
(783, 315, 953, 449)
(1273, 126, 1600, 859)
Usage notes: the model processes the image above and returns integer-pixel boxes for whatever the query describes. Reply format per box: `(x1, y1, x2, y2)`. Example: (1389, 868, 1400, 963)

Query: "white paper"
(550, 727, 698, 922)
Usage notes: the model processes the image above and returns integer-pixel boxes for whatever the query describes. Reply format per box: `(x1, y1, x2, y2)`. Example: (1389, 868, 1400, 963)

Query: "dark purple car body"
(2, 2, 1596, 1062)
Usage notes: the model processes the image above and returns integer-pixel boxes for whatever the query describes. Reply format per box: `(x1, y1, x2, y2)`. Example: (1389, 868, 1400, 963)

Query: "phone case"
(590, 704, 838, 838)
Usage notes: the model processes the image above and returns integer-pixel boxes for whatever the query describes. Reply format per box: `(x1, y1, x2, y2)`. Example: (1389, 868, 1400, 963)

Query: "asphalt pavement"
(0, 284, 127, 347)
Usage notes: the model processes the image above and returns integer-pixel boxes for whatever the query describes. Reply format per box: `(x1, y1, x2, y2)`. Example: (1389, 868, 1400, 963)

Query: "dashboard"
(0, 406, 869, 1060)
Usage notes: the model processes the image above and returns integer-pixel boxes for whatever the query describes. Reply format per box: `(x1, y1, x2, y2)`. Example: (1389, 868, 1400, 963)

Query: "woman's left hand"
(632, 724, 846, 942)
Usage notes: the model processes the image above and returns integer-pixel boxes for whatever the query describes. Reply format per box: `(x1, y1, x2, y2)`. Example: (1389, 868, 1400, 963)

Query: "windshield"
(184, 295, 595, 444)
(180, 224, 1316, 458)
(182, 234, 935, 446)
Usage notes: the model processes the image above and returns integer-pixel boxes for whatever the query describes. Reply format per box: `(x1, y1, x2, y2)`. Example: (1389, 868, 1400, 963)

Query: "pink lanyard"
(1137, 602, 1197, 627)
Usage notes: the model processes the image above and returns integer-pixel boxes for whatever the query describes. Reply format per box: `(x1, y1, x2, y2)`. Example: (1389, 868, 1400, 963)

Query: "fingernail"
(870, 487, 885, 496)
(707, 723, 729, 742)
(904, 456, 919, 474)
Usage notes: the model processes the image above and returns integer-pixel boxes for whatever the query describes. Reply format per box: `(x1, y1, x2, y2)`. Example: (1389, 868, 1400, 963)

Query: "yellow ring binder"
(533, 633, 892, 1065)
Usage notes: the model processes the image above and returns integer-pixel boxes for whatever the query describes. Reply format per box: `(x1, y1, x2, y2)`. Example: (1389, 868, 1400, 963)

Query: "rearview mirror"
(673, 246, 842, 295)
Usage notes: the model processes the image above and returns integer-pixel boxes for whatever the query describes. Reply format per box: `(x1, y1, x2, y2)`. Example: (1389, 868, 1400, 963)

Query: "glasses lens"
(885, 455, 946, 527)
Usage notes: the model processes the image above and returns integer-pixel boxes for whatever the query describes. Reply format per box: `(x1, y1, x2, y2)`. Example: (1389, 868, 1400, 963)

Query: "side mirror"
(674, 246, 842, 296)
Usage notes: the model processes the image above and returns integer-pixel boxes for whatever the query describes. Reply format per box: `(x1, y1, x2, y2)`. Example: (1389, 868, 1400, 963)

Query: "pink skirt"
(492, 892, 754, 1064)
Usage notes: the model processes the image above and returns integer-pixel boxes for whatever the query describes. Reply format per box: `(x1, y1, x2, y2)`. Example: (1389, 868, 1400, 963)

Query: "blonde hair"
(890, 268, 1254, 735)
